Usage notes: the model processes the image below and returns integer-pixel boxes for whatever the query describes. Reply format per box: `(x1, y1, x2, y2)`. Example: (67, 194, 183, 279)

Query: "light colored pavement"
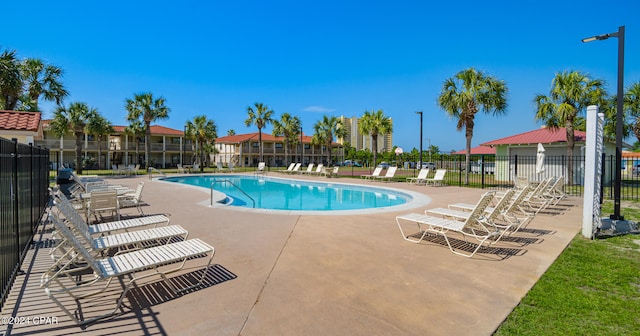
(1, 173, 582, 335)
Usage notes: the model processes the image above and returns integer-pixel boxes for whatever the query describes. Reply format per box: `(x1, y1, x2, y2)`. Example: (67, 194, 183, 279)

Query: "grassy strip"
(495, 202, 640, 335)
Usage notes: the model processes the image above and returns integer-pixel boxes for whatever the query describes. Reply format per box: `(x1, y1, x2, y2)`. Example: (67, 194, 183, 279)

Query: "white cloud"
(302, 105, 336, 113)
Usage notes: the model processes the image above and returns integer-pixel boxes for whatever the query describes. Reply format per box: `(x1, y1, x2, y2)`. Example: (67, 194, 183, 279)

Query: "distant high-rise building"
(337, 116, 392, 152)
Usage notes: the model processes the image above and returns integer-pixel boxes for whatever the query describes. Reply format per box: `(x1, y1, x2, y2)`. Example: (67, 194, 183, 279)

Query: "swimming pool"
(161, 175, 426, 213)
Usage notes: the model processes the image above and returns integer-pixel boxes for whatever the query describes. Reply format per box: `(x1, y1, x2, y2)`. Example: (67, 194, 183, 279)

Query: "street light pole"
(416, 111, 423, 168)
(582, 25, 625, 220)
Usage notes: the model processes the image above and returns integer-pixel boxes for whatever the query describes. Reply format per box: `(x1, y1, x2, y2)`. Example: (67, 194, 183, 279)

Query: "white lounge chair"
(424, 169, 446, 186)
(310, 164, 324, 175)
(541, 175, 567, 206)
(361, 167, 382, 179)
(396, 191, 499, 257)
(54, 193, 170, 234)
(87, 189, 120, 224)
(448, 185, 536, 235)
(288, 163, 302, 174)
(521, 177, 554, 214)
(177, 164, 186, 174)
(119, 182, 145, 215)
(51, 199, 188, 259)
(407, 168, 430, 184)
(376, 166, 397, 182)
(300, 163, 314, 174)
(255, 162, 266, 174)
(215, 162, 226, 173)
(70, 171, 102, 183)
(279, 163, 295, 173)
(42, 214, 214, 325)
(425, 189, 523, 241)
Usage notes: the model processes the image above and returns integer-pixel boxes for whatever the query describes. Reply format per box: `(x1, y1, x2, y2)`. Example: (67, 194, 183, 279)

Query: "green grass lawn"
(494, 201, 640, 335)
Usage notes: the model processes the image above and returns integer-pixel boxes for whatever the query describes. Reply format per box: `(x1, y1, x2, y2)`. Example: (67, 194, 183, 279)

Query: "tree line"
(2, 48, 639, 181)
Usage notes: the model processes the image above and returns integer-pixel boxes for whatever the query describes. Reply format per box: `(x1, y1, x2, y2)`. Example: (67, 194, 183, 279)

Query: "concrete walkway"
(0, 173, 582, 335)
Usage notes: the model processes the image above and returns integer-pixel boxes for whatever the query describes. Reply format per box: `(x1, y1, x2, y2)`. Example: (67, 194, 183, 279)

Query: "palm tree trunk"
(97, 137, 102, 170)
(372, 134, 378, 167)
(200, 141, 205, 172)
(145, 123, 151, 169)
(258, 128, 263, 163)
(465, 134, 472, 185)
(284, 139, 289, 166)
(75, 131, 83, 174)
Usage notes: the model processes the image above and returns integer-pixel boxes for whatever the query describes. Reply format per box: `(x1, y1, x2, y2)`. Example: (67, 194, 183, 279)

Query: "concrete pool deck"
(1, 172, 582, 335)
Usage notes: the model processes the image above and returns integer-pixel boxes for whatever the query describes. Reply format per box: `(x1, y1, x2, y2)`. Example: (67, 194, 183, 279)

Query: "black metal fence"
(346, 154, 640, 201)
(0, 138, 50, 308)
(432, 154, 640, 201)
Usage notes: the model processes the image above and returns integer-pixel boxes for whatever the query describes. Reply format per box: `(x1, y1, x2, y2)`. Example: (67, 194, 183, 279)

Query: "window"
(171, 137, 181, 144)
(275, 143, 283, 149)
(252, 142, 259, 148)
(304, 144, 310, 150)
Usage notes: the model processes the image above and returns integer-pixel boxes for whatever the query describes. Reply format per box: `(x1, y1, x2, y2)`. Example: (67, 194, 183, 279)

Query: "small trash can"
(56, 168, 74, 196)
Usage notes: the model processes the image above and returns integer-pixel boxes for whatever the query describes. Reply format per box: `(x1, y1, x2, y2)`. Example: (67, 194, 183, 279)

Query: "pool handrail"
(211, 179, 256, 208)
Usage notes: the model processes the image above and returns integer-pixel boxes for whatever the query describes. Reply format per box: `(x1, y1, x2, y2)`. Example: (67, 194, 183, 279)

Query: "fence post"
(30, 143, 34, 236)
(457, 156, 462, 186)
(480, 155, 485, 189)
(11, 139, 19, 272)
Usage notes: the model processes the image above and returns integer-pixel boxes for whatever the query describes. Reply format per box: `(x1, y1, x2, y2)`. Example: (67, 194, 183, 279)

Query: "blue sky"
(4, 0, 639, 152)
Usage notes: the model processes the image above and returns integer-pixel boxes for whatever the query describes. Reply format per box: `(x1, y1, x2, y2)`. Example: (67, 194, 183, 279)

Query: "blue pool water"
(162, 175, 410, 211)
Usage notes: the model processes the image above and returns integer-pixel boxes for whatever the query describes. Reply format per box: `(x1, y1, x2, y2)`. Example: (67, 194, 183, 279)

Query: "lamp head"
(582, 32, 618, 43)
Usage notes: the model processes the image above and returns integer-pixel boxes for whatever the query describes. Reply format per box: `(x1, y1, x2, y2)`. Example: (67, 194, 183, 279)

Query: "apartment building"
(337, 116, 392, 152)
(214, 132, 343, 167)
(37, 121, 195, 169)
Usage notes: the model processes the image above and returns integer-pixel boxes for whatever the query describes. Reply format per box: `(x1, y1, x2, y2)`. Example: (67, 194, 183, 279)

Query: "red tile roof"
(42, 119, 184, 135)
(481, 127, 586, 146)
(452, 146, 496, 155)
(0, 110, 41, 131)
(216, 132, 336, 145)
(111, 125, 184, 135)
(623, 151, 640, 158)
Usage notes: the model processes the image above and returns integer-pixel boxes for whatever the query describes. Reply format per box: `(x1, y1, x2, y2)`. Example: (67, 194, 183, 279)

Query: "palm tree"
(272, 113, 302, 166)
(86, 113, 114, 170)
(48, 102, 98, 174)
(358, 109, 393, 168)
(125, 92, 170, 169)
(312, 115, 347, 166)
(185, 115, 218, 173)
(227, 129, 236, 136)
(600, 95, 631, 143)
(244, 102, 273, 163)
(0, 49, 22, 110)
(438, 67, 508, 184)
(626, 82, 640, 144)
(124, 120, 145, 166)
(535, 70, 606, 183)
(19, 58, 68, 111)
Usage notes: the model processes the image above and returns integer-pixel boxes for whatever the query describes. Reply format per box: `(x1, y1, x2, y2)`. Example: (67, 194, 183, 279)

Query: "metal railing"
(343, 154, 640, 201)
(211, 179, 255, 208)
(147, 167, 166, 180)
(0, 138, 49, 309)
